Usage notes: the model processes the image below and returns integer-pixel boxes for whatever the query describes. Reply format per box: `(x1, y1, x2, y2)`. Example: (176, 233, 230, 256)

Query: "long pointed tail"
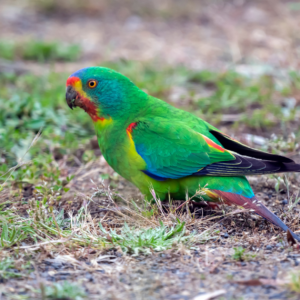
(212, 190, 300, 242)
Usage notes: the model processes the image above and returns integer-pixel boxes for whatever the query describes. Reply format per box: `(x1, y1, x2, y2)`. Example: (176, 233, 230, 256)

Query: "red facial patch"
(79, 95, 104, 122)
(66, 76, 80, 87)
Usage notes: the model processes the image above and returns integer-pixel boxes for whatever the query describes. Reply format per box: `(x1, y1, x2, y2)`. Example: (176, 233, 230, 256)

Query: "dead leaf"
(233, 279, 263, 286)
(234, 278, 287, 286)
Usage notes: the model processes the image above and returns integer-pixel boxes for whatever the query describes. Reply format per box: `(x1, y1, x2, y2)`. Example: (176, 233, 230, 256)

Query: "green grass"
(0, 257, 22, 279)
(0, 257, 32, 280)
(0, 39, 81, 62)
(232, 246, 256, 261)
(232, 246, 246, 261)
(289, 272, 300, 294)
(99, 220, 216, 255)
(0, 186, 217, 252)
(41, 281, 87, 300)
(189, 69, 300, 129)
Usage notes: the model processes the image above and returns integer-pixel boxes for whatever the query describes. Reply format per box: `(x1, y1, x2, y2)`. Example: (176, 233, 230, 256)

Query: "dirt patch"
(1, 153, 300, 299)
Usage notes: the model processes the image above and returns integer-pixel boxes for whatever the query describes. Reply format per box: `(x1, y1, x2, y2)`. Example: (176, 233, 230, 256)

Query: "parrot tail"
(212, 190, 300, 242)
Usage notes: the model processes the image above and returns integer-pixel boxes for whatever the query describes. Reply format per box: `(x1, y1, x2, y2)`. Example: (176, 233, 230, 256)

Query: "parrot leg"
(212, 190, 300, 242)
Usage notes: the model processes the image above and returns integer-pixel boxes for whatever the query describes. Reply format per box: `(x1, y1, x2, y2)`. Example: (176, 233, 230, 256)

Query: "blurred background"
(1, 0, 300, 182)
(1, 0, 300, 68)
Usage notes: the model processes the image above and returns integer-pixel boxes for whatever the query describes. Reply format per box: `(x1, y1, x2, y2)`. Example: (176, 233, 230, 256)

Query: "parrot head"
(65, 66, 147, 122)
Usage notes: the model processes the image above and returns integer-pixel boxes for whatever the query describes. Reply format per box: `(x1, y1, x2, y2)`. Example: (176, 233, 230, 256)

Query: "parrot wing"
(129, 118, 300, 180)
(129, 118, 234, 180)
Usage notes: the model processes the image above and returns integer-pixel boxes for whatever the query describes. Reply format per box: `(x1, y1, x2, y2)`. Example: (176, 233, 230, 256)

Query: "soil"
(1, 150, 300, 300)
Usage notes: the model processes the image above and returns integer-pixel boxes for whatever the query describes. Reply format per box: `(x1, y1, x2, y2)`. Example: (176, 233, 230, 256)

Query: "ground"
(1, 0, 300, 299)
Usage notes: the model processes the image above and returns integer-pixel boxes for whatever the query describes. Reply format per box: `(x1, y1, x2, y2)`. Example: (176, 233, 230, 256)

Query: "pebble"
(52, 263, 63, 270)
(57, 275, 69, 280)
(85, 273, 94, 282)
(44, 260, 63, 270)
(48, 271, 56, 276)
(269, 291, 289, 299)
(115, 251, 123, 257)
(272, 265, 278, 279)
(223, 232, 229, 238)
(58, 272, 71, 276)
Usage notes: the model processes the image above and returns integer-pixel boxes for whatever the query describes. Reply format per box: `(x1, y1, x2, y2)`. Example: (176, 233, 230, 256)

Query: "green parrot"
(65, 67, 300, 241)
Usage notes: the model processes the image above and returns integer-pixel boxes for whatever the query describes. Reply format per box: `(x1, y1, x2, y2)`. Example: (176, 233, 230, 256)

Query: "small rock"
(115, 251, 123, 257)
(52, 262, 63, 270)
(85, 273, 94, 282)
(96, 269, 105, 273)
(181, 290, 190, 296)
(58, 272, 71, 276)
(48, 271, 56, 276)
(57, 275, 69, 280)
(223, 233, 229, 238)
(266, 245, 273, 250)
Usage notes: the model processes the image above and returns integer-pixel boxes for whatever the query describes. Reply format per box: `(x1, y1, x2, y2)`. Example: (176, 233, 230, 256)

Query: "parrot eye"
(87, 80, 98, 89)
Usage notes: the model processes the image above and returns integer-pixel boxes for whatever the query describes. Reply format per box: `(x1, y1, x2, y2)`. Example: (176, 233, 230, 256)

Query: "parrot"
(65, 66, 300, 241)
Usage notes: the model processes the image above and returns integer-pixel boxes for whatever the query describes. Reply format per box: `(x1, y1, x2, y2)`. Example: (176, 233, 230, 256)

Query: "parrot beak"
(66, 85, 78, 110)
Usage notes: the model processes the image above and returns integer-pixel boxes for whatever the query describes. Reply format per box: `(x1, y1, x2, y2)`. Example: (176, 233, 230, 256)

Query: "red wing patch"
(127, 122, 138, 134)
(201, 134, 225, 152)
(126, 122, 138, 142)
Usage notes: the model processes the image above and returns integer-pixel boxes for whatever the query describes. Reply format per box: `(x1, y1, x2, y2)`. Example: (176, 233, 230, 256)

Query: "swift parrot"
(65, 66, 300, 241)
